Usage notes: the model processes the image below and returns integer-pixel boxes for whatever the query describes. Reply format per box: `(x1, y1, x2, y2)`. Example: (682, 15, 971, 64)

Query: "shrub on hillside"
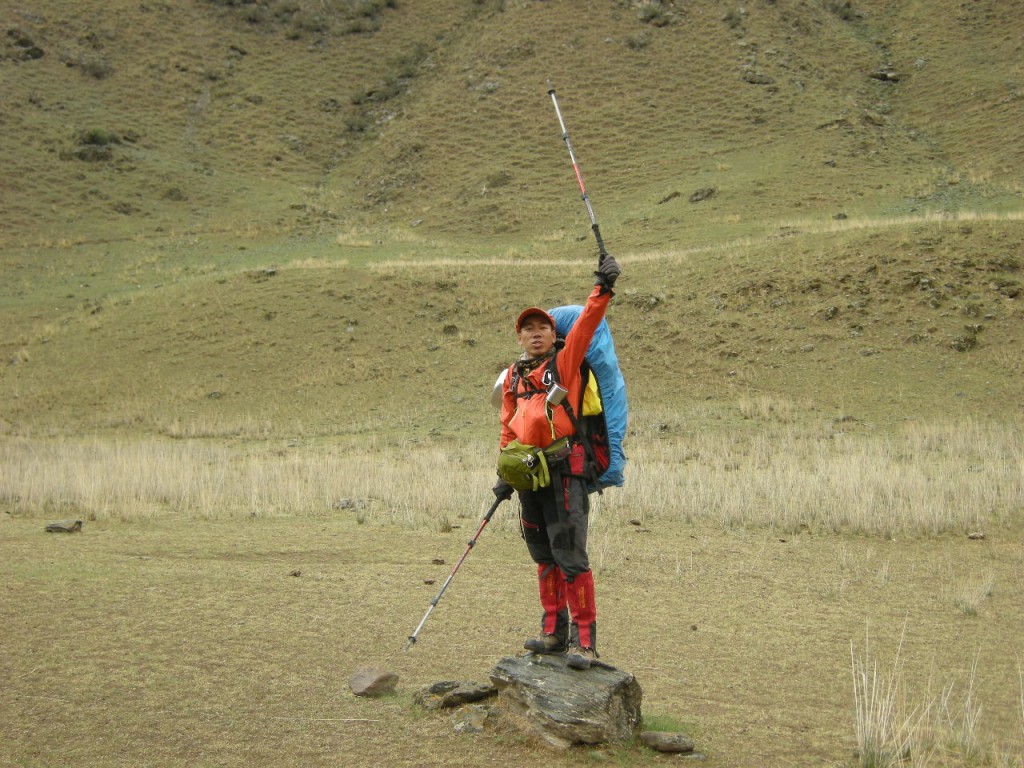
(77, 129, 121, 147)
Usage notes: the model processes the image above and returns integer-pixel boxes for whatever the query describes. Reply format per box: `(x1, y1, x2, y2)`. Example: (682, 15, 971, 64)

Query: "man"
(495, 251, 621, 669)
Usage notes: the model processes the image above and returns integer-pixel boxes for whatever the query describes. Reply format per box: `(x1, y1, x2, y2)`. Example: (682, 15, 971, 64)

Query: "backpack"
(495, 305, 627, 492)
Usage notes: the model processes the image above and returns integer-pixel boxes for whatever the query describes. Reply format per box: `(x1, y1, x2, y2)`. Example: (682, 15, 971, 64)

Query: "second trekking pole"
(547, 82, 609, 258)
(404, 495, 506, 651)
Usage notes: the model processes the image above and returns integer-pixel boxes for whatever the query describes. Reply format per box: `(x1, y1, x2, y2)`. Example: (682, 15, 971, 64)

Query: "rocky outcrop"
(489, 653, 642, 748)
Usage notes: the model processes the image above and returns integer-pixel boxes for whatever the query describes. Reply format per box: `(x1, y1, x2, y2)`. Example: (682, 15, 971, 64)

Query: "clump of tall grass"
(851, 628, 922, 768)
(850, 632, 1024, 768)
(951, 572, 996, 616)
(1019, 664, 1024, 752)
(936, 653, 984, 762)
(736, 394, 799, 422)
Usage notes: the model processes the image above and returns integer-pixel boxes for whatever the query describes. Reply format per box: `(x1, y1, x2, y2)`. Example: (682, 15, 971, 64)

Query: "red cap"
(515, 307, 556, 332)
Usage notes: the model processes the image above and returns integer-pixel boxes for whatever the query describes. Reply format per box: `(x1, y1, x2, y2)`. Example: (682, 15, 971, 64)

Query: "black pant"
(518, 465, 591, 577)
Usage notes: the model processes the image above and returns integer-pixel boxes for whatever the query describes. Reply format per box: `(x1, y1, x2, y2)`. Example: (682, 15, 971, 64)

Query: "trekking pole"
(404, 495, 506, 651)
(547, 81, 608, 258)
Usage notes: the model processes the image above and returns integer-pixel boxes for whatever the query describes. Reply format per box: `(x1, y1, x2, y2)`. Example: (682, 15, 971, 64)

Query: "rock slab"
(45, 519, 83, 533)
(640, 730, 696, 753)
(414, 680, 497, 710)
(489, 653, 642, 748)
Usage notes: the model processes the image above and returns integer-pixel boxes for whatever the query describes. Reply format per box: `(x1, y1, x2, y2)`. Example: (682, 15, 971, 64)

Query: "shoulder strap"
(544, 353, 603, 491)
(547, 350, 561, 387)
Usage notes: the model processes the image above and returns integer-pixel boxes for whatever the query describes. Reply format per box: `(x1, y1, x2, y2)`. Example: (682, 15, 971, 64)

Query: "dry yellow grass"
(3, 416, 1020, 536)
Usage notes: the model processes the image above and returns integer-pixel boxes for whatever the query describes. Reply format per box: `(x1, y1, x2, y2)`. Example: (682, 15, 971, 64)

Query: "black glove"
(594, 252, 621, 289)
(492, 477, 514, 501)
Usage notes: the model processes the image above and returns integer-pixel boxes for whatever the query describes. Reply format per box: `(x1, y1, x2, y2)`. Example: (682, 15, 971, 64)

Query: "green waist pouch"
(497, 437, 571, 492)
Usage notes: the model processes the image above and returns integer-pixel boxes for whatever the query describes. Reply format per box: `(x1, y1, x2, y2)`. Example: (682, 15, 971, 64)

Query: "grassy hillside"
(4, 0, 1022, 249)
(1, 0, 1023, 432)
(3, 218, 1022, 440)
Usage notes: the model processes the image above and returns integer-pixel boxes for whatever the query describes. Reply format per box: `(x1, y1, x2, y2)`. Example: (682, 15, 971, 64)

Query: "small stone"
(349, 667, 398, 697)
(640, 731, 696, 753)
(451, 704, 492, 733)
(743, 70, 775, 85)
(870, 69, 901, 82)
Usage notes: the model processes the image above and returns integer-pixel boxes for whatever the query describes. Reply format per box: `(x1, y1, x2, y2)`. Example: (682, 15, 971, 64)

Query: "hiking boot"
(524, 633, 567, 654)
(566, 645, 597, 670)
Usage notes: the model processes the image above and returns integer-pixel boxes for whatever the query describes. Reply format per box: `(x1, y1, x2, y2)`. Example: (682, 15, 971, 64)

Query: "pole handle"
(592, 224, 608, 257)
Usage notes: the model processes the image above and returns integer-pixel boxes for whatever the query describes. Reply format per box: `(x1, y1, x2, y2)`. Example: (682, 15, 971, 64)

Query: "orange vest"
(500, 286, 611, 450)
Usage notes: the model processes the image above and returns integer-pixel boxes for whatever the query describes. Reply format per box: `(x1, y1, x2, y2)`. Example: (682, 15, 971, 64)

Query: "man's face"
(517, 315, 556, 358)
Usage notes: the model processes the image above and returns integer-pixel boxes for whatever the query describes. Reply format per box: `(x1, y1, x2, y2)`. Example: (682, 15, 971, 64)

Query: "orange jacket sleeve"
(554, 285, 612, 392)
